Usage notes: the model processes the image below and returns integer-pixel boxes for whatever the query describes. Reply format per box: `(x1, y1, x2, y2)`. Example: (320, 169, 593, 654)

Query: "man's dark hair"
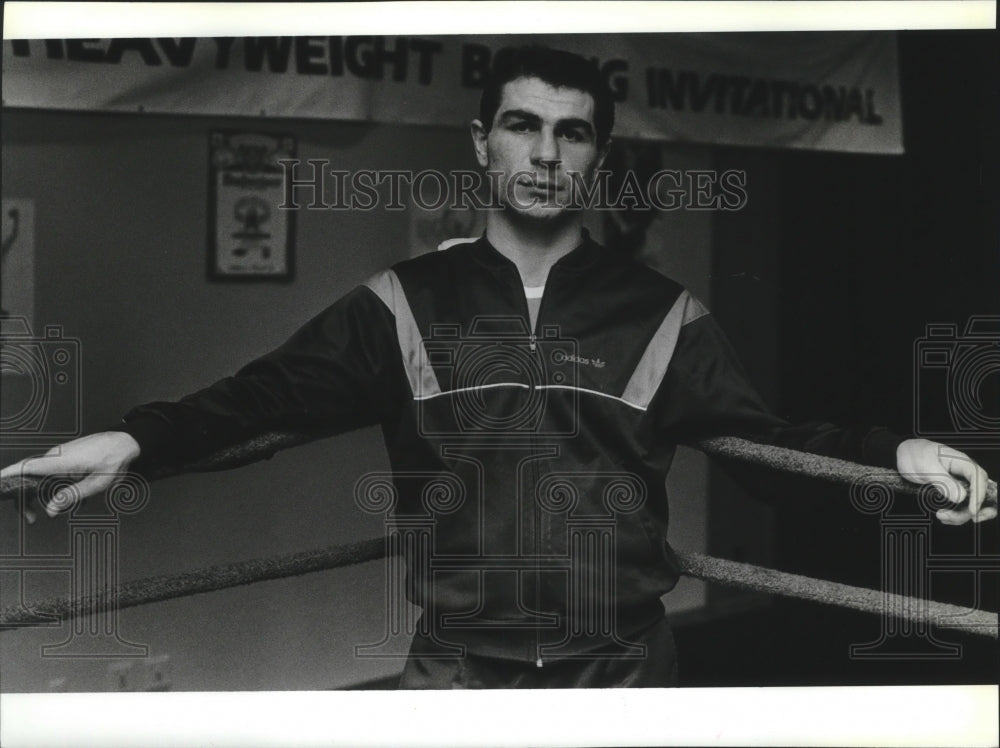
(479, 45, 615, 147)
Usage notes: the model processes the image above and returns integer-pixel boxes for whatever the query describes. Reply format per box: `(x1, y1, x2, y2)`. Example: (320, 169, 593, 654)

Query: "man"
(1, 45, 994, 688)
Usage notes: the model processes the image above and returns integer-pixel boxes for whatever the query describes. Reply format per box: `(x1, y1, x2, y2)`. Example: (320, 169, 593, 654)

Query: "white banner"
(2, 33, 902, 153)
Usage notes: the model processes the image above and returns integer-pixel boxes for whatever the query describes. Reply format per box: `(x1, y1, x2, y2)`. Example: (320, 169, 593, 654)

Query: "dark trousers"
(398, 616, 679, 689)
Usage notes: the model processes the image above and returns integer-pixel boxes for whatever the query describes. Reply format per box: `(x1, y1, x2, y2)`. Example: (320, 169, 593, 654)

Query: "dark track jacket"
(117, 234, 903, 663)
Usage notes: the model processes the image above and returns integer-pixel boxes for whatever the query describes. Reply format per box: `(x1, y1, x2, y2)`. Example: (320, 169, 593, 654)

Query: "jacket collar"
(468, 230, 605, 275)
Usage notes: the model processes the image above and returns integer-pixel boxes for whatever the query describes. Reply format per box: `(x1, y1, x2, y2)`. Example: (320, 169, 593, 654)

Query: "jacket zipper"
(517, 268, 554, 667)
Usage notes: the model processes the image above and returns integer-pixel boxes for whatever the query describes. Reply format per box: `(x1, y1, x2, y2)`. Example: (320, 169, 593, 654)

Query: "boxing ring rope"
(1, 434, 997, 638)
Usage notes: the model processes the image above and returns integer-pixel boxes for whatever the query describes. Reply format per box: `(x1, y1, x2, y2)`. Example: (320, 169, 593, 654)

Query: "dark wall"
(778, 31, 998, 437)
(775, 29, 998, 580)
(678, 30, 999, 687)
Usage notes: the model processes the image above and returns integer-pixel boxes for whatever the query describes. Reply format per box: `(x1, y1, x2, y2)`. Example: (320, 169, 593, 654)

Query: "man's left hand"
(896, 438, 997, 525)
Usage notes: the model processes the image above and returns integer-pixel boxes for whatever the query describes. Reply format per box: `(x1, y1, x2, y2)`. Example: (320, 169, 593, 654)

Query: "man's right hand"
(0, 432, 141, 517)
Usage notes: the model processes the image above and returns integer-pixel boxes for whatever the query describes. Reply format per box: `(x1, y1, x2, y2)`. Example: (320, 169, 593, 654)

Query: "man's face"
(472, 76, 609, 220)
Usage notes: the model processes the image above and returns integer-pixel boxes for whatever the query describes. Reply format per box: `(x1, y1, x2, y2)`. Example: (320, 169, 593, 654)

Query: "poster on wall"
(208, 130, 296, 281)
(1, 198, 35, 325)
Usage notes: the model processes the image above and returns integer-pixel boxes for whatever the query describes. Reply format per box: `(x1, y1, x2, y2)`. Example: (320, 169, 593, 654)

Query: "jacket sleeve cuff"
(862, 427, 908, 470)
(107, 413, 177, 467)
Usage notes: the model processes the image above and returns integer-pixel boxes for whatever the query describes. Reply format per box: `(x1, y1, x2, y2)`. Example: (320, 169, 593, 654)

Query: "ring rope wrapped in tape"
(0, 433, 996, 638)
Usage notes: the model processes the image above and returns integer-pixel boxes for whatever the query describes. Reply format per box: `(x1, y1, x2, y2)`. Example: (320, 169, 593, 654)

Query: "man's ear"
(470, 119, 490, 169)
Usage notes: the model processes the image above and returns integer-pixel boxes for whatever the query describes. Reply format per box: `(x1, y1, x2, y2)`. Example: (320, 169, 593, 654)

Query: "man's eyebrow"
(498, 109, 542, 124)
